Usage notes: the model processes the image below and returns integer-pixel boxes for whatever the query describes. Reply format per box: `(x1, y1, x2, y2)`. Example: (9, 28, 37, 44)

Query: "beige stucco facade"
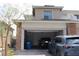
(33, 8, 62, 20)
(15, 5, 79, 50)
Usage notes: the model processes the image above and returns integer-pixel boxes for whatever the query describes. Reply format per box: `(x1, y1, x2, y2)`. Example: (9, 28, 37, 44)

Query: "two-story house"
(14, 5, 79, 51)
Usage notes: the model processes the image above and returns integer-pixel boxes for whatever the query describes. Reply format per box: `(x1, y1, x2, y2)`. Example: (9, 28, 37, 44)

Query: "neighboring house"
(14, 5, 79, 51)
(0, 22, 13, 48)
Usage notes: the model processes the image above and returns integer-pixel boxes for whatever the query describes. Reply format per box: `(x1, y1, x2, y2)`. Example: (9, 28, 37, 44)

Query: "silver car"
(56, 35, 79, 56)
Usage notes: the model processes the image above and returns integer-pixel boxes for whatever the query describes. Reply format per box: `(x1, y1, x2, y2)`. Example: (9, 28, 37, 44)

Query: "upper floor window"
(43, 11, 52, 20)
(75, 15, 79, 19)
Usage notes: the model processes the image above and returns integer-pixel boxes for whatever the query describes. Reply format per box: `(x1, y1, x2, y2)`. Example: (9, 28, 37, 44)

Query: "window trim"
(43, 10, 52, 20)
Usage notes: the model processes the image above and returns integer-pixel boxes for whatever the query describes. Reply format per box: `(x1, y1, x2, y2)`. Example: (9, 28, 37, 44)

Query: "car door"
(66, 38, 79, 56)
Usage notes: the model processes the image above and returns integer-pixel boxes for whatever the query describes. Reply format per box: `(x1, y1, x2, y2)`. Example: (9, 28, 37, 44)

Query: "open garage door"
(24, 30, 63, 49)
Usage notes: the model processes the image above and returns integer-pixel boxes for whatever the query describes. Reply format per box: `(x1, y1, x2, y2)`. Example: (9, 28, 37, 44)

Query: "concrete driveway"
(15, 49, 51, 56)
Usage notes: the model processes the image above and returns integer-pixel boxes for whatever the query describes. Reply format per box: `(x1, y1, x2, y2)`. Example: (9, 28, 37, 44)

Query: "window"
(44, 11, 52, 20)
(75, 15, 79, 19)
(44, 16, 49, 20)
(33, 8, 35, 16)
(55, 38, 63, 44)
(66, 39, 79, 44)
(66, 37, 79, 44)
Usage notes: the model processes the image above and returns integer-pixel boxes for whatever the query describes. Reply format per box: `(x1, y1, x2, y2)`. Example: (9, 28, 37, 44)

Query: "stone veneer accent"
(67, 23, 76, 35)
(16, 22, 22, 50)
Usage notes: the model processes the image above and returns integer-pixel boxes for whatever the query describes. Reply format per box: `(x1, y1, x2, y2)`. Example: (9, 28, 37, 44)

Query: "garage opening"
(24, 30, 63, 50)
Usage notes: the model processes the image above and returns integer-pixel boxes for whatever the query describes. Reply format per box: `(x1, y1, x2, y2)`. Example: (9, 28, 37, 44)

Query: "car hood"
(56, 43, 79, 47)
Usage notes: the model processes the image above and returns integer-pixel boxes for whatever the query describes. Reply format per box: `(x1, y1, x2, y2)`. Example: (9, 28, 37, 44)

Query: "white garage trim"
(22, 21, 66, 30)
(21, 21, 66, 50)
(21, 28, 24, 51)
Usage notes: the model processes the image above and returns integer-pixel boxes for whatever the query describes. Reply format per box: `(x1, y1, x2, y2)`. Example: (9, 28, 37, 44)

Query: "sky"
(0, 0, 79, 10)
(0, 0, 79, 36)
(0, 0, 79, 15)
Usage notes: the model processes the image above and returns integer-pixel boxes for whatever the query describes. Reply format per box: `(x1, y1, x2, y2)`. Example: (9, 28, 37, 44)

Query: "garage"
(19, 21, 66, 55)
(24, 30, 63, 49)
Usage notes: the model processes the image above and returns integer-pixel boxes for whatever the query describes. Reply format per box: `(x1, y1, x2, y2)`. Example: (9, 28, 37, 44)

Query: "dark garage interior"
(24, 30, 63, 49)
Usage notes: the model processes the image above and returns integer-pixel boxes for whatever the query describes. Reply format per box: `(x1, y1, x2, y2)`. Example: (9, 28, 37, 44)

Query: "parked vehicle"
(39, 38, 51, 49)
(48, 39, 57, 56)
(55, 35, 79, 56)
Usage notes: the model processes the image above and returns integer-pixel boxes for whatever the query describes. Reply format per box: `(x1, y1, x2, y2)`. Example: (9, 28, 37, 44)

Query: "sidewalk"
(15, 49, 51, 56)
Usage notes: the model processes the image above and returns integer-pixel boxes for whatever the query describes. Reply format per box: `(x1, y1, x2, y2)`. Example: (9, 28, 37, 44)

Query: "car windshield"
(66, 38, 79, 44)
(55, 37, 64, 44)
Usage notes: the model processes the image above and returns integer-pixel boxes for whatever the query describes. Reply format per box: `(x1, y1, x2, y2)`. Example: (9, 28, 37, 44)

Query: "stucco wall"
(32, 8, 79, 21)
(22, 21, 66, 30)
(33, 8, 62, 20)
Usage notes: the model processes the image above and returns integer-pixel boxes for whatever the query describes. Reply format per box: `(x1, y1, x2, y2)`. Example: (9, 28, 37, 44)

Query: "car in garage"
(55, 35, 79, 56)
(39, 38, 51, 49)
